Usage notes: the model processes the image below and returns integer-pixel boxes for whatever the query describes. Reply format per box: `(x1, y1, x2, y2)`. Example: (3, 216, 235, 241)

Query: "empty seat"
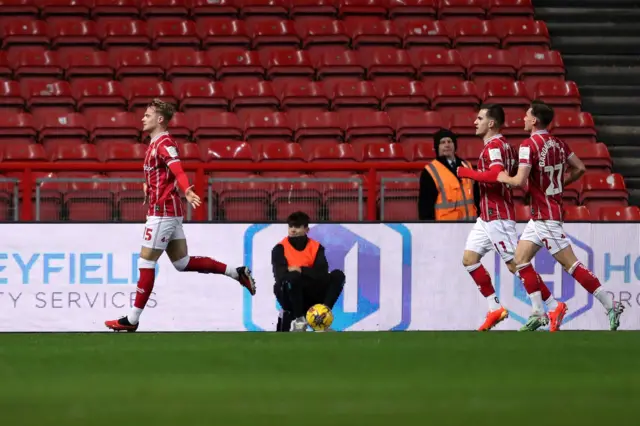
(410, 48, 465, 84)
(314, 50, 366, 82)
(550, 111, 596, 143)
(227, 80, 279, 112)
(72, 80, 127, 113)
(391, 110, 445, 143)
(329, 80, 379, 111)
(101, 142, 147, 161)
(429, 80, 480, 116)
(448, 110, 477, 138)
(0, 1, 38, 24)
(568, 142, 612, 172)
(189, 0, 238, 20)
(21, 80, 75, 114)
(0, 113, 37, 143)
(196, 19, 250, 51)
(438, 0, 486, 20)
(200, 140, 254, 162)
(272, 175, 323, 221)
(63, 51, 114, 81)
(0, 81, 25, 112)
(344, 111, 393, 148)
(498, 19, 550, 50)
(258, 142, 305, 162)
(517, 49, 565, 84)
(346, 19, 402, 50)
(410, 142, 436, 161)
(580, 173, 628, 211)
(448, 19, 501, 51)
(296, 19, 350, 54)
(362, 142, 406, 162)
(176, 81, 228, 112)
(209, 49, 264, 82)
(12, 49, 63, 80)
(159, 49, 215, 83)
(379, 173, 419, 221)
(111, 50, 164, 83)
(400, 20, 450, 50)
(92, 0, 140, 21)
(388, 0, 437, 22)
(239, 0, 289, 20)
(124, 80, 177, 112)
(359, 47, 415, 81)
(488, 0, 534, 20)
(337, 0, 387, 21)
(1, 19, 49, 51)
(481, 80, 530, 114)
(140, 0, 189, 20)
(262, 49, 315, 82)
(37, 0, 91, 19)
(376, 80, 429, 113)
(2, 143, 47, 161)
(291, 111, 344, 148)
(530, 80, 581, 111)
(278, 81, 331, 111)
(463, 48, 517, 87)
(563, 205, 592, 222)
(149, 19, 200, 50)
(241, 111, 293, 142)
(598, 206, 640, 222)
(189, 112, 243, 140)
(307, 143, 357, 162)
(0, 52, 11, 79)
(247, 20, 301, 51)
(64, 175, 114, 222)
(89, 111, 140, 141)
(37, 112, 89, 143)
(289, 0, 338, 20)
(50, 143, 100, 162)
(98, 20, 150, 51)
(49, 19, 100, 52)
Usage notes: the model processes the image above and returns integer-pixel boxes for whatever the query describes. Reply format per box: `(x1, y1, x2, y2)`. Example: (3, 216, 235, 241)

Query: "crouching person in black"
(272, 211, 345, 332)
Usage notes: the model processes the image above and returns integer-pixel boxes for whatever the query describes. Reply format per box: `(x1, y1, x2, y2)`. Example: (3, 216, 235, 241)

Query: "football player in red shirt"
(105, 99, 257, 332)
(498, 101, 624, 331)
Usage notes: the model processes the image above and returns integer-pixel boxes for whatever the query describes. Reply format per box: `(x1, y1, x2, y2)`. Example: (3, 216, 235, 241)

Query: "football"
(306, 304, 334, 331)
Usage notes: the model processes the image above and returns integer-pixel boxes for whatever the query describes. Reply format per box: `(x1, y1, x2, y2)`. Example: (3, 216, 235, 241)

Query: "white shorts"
(141, 216, 185, 250)
(520, 219, 570, 255)
(464, 218, 518, 262)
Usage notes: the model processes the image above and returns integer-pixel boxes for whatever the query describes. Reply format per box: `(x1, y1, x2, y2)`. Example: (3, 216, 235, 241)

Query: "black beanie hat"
(433, 128, 458, 155)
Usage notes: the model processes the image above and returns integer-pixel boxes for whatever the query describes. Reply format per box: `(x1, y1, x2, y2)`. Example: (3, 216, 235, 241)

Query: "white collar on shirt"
(150, 131, 169, 144)
(483, 133, 504, 145)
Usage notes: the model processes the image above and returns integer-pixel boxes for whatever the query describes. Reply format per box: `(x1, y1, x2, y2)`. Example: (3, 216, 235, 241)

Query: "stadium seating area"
(0, 0, 632, 222)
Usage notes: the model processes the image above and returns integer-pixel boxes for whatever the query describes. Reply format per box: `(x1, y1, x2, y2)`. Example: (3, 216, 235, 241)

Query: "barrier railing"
(380, 177, 420, 221)
(0, 162, 424, 221)
(0, 178, 19, 222)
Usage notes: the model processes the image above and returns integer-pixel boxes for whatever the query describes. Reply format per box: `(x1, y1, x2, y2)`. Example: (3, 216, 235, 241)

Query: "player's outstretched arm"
(497, 165, 530, 187)
(564, 154, 586, 187)
(457, 165, 503, 184)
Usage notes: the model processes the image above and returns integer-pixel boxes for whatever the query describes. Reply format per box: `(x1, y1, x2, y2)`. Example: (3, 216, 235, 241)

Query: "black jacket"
(418, 156, 481, 220)
(272, 238, 330, 286)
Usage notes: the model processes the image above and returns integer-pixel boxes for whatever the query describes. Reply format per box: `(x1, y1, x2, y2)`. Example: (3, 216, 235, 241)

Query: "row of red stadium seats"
(0, 141, 613, 170)
(0, 111, 597, 143)
(1, 48, 563, 82)
(0, 80, 581, 114)
(0, 0, 535, 21)
(0, 18, 549, 51)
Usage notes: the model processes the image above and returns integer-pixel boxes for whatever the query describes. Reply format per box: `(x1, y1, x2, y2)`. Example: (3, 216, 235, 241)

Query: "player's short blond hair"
(148, 98, 176, 127)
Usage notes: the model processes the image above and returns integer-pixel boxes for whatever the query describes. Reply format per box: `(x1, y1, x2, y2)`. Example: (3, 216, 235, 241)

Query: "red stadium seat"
(329, 80, 379, 111)
(21, 80, 75, 114)
(501, 112, 529, 139)
(124, 80, 176, 112)
(0, 81, 25, 112)
(176, 81, 228, 112)
(11, 49, 63, 80)
(272, 175, 323, 221)
(345, 111, 393, 148)
(307, 143, 357, 162)
(296, 19, 350, 54)
(568, 142, 612, 172)
(200, 140, 254, 162)
(247, 20, 301, 51)
(289, 0, 338, 20)
(324, 173, 367, 221)
(36, 0, 91, 19)
(91, 0, 140, 21)
(399, 20, 450, 51)
(488, 0, 534, 20)
(63, 51, 113, 81)
(580, 173, 629, 211)
(550, 111, 597, 143)
(1, 19, 49, 51)
(241, 111, 293, 142)
(37, 112, 89, 143)
(391, 110, 445, 144)
(438, 0, 486, 20)
(189, 0, 238, 20)
(0, 0, 38, 24)
(388, 0, 437, 22)
(410, 142, 436, 161)
(376, 80, 429, 113)
(456, 139, 483, 161)
(448, 19, 501, 51)
(0, 52, 11, 79)
(239, 0, 289, 20)
(481, 81, 530, 114)
(161, 111, 191, 143)
(188, 112, 243, 140)
(410, 48, 465, 84)
(72, 80, 127, 113)
(362, 142, 406, 161)
(64, 174, 114, 222)
(278, 81, 331, 112)
(196, 19, 250, 51)
(463, 48, 518, 87)
(598, 206, 640, 222)
(227, 80, 280, 112)
(291, 111, 345, 148)
(262, 49, 315, 82)
(313, 50, 366, 82)
(379, 173, 419, 221)
(517, 49, 565, 85)
(337, 0, 387, 21)
(359, 48, 415, 81)
(50, 143, 99, 162)
(498, 20, 550, 50)
(217, 174, 271, 221)
(49, 19, 100, 52)
(209, 49, 264, 82)
(2, 143, 47, 161)
(140, 0, 189, 20)
(563, 205, 593, 222)
(98, 20, 150, 51)
(159, 50, 215, 83)
(258, 142, 305, 162)
(0, 113, 37, 143)
(448, 110, 477, 138)
(530, 80, 581, 111)
(346, 19, 402, 50)
(89, 111, 140, 141)
(429, 81, 480, 117)
(101, 142, 147, 161)
(149, 19, 199, 50)
(111, 50, 164, 84)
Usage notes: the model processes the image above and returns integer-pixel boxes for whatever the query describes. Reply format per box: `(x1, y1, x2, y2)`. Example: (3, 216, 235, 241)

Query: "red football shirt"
(518, 130, 573, 221)
(477, 134, 517, 221)
(144, 132, 184, 217)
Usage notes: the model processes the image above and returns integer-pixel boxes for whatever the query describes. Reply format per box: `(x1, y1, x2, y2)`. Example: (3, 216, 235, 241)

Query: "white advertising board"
(0, 223, 638, 332)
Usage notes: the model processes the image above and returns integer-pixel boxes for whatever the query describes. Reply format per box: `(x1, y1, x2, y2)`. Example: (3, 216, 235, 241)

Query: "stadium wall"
(0, 222, 638, 332)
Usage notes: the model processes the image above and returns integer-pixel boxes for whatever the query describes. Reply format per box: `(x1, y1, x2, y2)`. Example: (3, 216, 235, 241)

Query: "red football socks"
(468, 264, 496, 297)
(134, 268, 156, 309)
(185, 256, 227, 274)
(571, 262, 601, 294)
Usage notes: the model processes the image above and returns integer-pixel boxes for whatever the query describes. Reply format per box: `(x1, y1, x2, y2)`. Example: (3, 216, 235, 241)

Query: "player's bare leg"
(105, 247, 164, 332)
(553, 245, 624, 330)
(514, 240, 563, 331)
(463, 250, 508, 331)
(165, 238, 257, 295)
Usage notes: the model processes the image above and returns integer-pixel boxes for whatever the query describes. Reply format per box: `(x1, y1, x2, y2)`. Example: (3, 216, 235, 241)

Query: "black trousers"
(274, 270, 345, 332)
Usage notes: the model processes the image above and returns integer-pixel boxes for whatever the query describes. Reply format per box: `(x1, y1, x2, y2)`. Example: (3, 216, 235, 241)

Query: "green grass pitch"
(0, 332, 638, 426)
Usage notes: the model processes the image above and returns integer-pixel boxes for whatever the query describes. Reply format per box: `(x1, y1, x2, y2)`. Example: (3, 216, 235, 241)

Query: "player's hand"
(496, 171, 509, 183)
(185, 186, 202, 209)
(288, 266, 301, 273)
